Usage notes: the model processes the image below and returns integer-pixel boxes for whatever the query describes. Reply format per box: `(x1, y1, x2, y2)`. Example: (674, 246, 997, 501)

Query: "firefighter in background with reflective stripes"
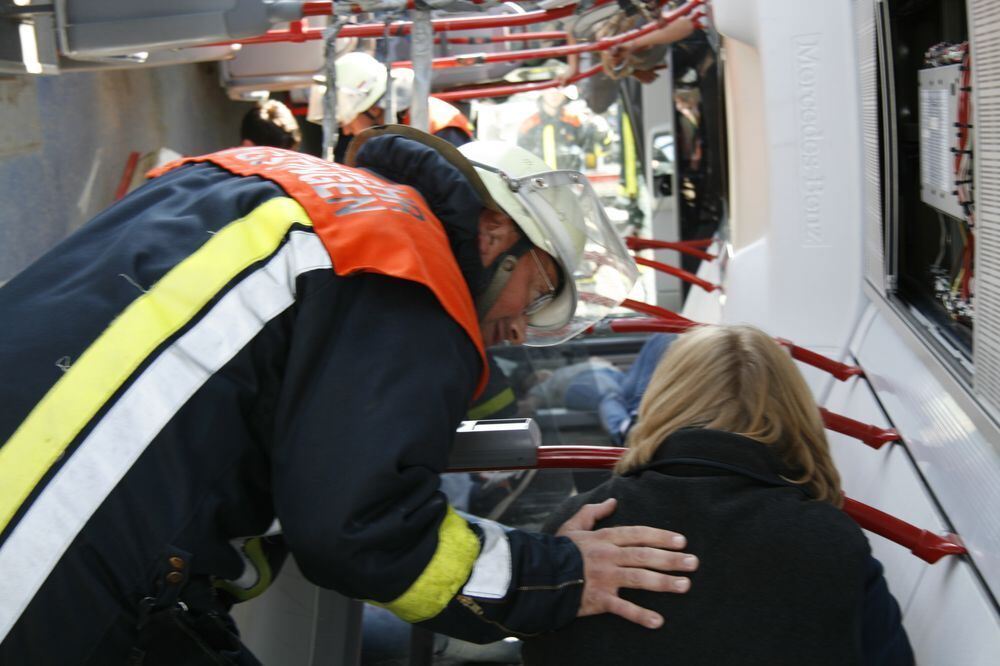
(0, 126, 698, 664)
(517, 88, 585, 170)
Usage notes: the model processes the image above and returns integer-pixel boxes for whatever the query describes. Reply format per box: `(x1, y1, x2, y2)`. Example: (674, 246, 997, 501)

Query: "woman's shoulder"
(539, 477, 623, 534)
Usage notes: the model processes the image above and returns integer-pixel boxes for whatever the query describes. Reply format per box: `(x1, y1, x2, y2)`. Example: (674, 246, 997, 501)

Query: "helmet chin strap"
(476, 254, 518, 320)
(475, 234, 534, 319)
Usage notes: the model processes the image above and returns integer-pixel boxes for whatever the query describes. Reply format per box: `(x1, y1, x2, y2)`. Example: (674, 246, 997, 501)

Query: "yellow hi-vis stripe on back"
(380, 507, 481, 623)
(0, 196, 312, 532)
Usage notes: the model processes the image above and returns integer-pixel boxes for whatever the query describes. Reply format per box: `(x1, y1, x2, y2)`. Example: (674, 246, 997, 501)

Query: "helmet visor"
(505, 170, 639, 346)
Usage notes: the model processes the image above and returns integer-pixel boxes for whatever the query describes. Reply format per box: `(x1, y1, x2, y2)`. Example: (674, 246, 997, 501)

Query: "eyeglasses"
(523, 249, 557, 316)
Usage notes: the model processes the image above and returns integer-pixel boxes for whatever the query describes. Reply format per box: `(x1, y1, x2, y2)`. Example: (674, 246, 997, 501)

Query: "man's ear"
(240, 139, 254, 147)
(478, 210, 520, 267)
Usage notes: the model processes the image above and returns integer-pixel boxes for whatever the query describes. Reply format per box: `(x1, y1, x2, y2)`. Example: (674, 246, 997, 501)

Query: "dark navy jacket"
(524, 428, 914, 666)
(0, 138, 582, 664)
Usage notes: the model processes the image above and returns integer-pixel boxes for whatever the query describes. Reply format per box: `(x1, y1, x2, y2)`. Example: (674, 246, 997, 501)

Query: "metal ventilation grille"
(970, 0, 1000, 421)
(857, 0, 885, 292)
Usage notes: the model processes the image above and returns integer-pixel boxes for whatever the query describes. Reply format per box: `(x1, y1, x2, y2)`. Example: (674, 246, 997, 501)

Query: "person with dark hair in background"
(239, 99, 302, 150)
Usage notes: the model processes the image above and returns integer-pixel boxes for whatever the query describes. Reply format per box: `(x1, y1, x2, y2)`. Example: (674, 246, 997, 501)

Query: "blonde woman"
(524, 325, 913, 666)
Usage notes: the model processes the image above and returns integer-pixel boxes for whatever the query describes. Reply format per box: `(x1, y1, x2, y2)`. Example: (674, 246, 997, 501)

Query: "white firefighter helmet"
(334, 52, 386, 125)
(309, 52, 414, 125)
(457, 141, 638, 346)
(344, 126, 638, 346)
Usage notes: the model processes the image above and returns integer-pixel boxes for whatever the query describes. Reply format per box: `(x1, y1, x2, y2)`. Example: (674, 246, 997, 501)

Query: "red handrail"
(338, 3, 589, 38)
(213, 2, 602, 47)
(632, 256, 720, 293)
(450, 446, 966, 564)
(302, 0, 538, 14)
(434, 63, 604, 102)
(114, 151, 141, 201)
(392, 0, 702, 69)
(439, 31, 567, 45)
(615, 301, 865, 382)
(819, 408, 900, 449)
(620, 299, 692, 324)
(842, 497, 966, 564)
(626, 236, 717, 262)
(774, 338, 864, 382)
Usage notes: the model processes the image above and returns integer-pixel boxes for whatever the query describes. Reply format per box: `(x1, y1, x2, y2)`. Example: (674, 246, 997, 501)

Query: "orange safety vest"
(404, 97, 474, 139)
(149, 147, 488, 396)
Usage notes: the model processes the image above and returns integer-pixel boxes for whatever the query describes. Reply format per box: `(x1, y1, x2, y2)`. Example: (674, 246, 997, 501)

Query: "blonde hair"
(616, 325, 843, 506)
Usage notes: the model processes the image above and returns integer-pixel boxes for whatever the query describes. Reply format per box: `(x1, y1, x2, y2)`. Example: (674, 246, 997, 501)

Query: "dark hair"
(240, 100, 301, 149)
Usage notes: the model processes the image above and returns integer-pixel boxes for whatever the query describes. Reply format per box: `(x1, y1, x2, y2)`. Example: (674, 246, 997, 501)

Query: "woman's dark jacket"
(523, 428, 914, 666)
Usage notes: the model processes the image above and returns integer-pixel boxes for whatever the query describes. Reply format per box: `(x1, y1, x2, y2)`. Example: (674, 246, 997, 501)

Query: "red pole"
(632, 255, 720, 293)
(448, 446, 966, 563)
(211, 3, 603, 47)
(774, 338, 864, 382)
(392, 0, 702, 69)
(114, 151, 141, 201)
(615, 302, 865, 382)
(437, 31, 567, 45)
(842, 498, 966, 564)
(819, 408, 900, 449)
(434, 63, 604, 102)
(626, 236, 717, 262)
(620, 299, 694, 324)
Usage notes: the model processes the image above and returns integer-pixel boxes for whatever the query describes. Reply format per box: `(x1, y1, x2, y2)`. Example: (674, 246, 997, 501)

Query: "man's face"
(342, 106, 383, 136)
(540, 90, 566, 116)
(477, 210, 561, 347)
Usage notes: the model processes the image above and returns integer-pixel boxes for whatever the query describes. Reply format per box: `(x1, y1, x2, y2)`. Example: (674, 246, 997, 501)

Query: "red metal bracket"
(114, 151, 141, 201)
(632, 256, 720, 292)
(450, 446, 966, 563)
(774, 338, 864, 382)
(626, 236, 717, 262)
(818, 408, 900, 449)
(842, 497, 966, 564)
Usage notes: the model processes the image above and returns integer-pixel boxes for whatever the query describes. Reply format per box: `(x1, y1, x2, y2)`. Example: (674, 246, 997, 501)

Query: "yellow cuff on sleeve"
(378, 506, 481, 623)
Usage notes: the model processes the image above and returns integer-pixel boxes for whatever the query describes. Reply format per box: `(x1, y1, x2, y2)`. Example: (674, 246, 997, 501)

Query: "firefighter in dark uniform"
(517, 89, 585, 171)
(0, 125, 698, 664)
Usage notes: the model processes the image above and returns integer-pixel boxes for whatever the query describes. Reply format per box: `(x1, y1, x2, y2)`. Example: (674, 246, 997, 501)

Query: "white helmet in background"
(458, 141, 639, 346)
(329, 52, 414, 125)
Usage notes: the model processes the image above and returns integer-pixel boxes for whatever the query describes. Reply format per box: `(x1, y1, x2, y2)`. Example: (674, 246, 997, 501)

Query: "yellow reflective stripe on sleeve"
(0, 196, 312, 532)
(467, 387, 515, 420)
(381, 507, 481, 623)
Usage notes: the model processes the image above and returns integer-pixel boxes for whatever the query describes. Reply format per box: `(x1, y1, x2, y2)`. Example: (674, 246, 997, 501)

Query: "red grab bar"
(774, 338, 864, 382)
(392, 0, 702, 69)
(632, 256, 720, 293)
(212, 2, 604, 47)
(819, 408, 900, 449)
(626, 236, 717, 262)
(614, 301, 865, 382)
(842, 497, 966, 564)
(435, 63, 605, 102)
(450, 446, 966, 564)
(620, 299, 693, 324)
(114, 151, 141, 201)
